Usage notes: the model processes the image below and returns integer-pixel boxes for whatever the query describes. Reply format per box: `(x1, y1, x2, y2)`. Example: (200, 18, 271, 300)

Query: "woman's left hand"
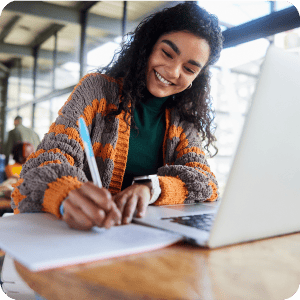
(113, 183, 151, 225)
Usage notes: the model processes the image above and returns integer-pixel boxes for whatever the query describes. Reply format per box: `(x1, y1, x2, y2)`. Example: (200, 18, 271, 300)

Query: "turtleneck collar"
(141, 90, 169, 112)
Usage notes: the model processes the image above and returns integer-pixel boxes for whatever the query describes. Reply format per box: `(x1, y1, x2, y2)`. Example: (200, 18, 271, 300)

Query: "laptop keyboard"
(161, 213, 215, 232)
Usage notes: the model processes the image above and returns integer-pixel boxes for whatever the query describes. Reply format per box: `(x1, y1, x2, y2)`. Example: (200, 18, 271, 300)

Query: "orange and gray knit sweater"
(11, 73, 219, 218)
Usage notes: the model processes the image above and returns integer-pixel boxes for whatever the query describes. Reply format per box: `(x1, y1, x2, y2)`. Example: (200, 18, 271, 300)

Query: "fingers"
(113, 184, 151, 224)
(135, 197, 148, 218)
(122, 195, 138, 224)
(103, 202, 122, 228)
(63, 182, 121, 230)
(63, 201, 95, 231)
(114, 193, 129, 217)
(75, 182, 112, 212)
(66, 189, 107, 227)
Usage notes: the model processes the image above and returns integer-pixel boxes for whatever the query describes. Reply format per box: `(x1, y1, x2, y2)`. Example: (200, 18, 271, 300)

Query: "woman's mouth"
(155, 71, 172, 85)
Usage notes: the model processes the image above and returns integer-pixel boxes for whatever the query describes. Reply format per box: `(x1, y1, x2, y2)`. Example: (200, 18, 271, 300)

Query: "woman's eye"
(162, 49, 172, 58)
(185, 67, 195, 74)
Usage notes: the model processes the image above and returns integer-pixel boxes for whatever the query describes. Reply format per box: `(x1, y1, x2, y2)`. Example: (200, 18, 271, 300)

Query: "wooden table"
(15, 233, 300, 300)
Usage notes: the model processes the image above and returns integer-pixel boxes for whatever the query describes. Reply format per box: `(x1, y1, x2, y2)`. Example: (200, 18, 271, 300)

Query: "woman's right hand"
(62, 182, 122, 230)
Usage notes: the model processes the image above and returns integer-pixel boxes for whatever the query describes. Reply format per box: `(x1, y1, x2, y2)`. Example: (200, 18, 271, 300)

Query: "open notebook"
(0, 213, 181, 271)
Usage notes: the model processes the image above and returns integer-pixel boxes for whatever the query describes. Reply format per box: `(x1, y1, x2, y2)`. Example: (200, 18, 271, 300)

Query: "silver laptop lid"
(208, 46, 300, 248)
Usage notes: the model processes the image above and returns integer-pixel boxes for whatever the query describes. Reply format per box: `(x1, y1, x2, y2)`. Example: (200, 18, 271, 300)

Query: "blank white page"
(0, 213, 182, 271)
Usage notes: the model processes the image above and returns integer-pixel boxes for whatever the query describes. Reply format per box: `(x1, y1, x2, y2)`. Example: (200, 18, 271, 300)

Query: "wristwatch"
(132, 175, 161, 204)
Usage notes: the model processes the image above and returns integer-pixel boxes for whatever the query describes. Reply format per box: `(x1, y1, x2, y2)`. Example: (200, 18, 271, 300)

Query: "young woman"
(11, 2, 223, 230)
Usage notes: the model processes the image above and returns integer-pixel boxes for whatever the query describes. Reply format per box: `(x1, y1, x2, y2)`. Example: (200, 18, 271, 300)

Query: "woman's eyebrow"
(161, 39, 202, 69)
(188, 60, 202, 69)
(161, 39, 180, 55)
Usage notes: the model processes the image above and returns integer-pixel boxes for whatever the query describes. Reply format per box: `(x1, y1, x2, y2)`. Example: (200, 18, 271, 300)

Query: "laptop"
(134, 45, 300, 248)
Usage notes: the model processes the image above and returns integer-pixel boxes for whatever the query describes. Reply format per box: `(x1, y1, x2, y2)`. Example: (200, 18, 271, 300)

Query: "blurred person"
(3, 116, 40, 165)
(0, 142, 34, 199)
(5, 142, 35, 178)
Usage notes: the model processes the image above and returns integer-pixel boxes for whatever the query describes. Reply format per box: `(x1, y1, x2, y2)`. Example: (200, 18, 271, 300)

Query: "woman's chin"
(146, 86, 170, 98)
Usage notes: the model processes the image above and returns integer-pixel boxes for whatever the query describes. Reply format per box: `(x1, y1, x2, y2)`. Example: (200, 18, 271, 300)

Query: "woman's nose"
(165, 62, 180, 79)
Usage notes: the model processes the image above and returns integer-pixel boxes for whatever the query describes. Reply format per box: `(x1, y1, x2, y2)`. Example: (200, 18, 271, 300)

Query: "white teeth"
(155, 71, 172, 85)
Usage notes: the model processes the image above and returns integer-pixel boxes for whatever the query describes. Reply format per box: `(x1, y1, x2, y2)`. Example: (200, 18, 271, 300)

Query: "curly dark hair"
(12, 142, 25, 164)
(100, 2, 223, 156)
(12, 142, 34, 164)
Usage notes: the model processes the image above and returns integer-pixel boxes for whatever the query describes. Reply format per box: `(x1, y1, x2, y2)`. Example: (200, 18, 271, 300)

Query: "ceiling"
(0, 1, 299, 83)
(0, 1, 177, 77)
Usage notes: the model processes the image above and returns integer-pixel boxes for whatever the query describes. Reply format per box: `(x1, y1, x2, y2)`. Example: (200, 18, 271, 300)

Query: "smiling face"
(146, 31, 211, 98)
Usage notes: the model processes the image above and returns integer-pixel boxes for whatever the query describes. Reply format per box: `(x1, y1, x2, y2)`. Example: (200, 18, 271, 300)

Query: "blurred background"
(0, 1, 299, 195)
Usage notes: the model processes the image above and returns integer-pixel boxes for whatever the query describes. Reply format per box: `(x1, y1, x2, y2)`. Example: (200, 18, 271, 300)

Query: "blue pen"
(78, 117, 103, 188)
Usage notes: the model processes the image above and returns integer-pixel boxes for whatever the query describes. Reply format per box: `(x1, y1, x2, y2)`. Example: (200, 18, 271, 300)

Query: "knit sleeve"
(11, 73, 117, 218)
(154, 110, 219, 205)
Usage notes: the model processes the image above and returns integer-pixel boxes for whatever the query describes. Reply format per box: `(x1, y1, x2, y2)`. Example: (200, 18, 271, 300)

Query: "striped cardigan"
(11, 73, 219, 218)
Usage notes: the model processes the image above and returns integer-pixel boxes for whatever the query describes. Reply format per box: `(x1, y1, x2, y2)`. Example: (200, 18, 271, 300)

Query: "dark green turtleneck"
(121, 94, 169, 190)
